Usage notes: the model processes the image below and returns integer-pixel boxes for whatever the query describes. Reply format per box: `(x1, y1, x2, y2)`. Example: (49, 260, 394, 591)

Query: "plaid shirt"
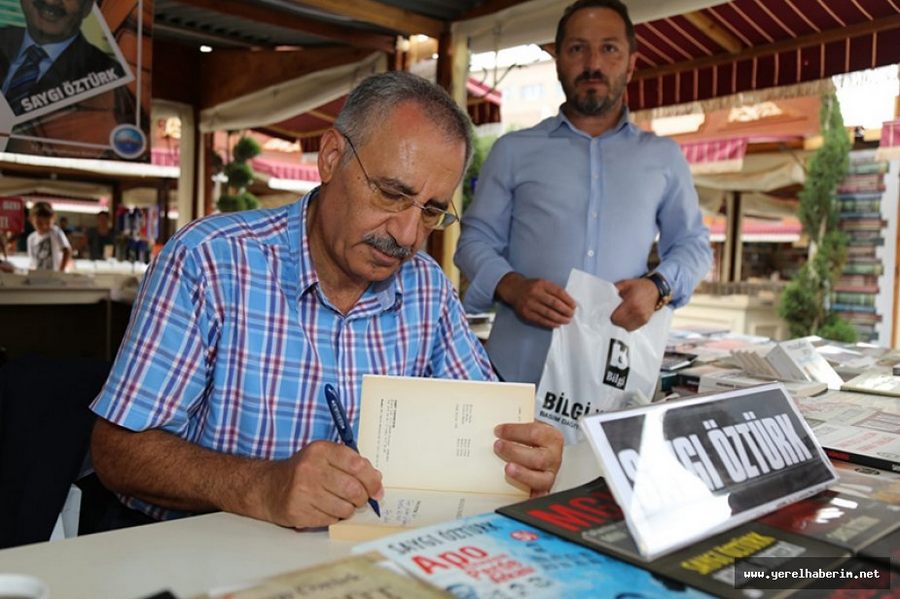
(91, 190, 495, 520)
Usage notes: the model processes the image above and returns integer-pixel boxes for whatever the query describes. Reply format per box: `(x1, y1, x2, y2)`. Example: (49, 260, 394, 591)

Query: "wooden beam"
(459, 0, 531, 20)
(199, 47, 375, 108)
(307, 109, 336, 123)
(152, 39, 202, 105)
(634, 14, 900, 81)
(682, 10, 743, 54)
(175, 0, 395, 52)
(287, 0, 444, 37)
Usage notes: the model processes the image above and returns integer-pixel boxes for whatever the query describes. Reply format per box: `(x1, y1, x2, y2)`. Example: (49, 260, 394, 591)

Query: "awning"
(255, 75, 503, 153)
(627, 0, 899, 112)
(681, 137, 748, 174)
(706, 215, 802, 242)
(456, 0, 897, 113)
(876, 118, 900, 162)
(200, 53, 387, 133)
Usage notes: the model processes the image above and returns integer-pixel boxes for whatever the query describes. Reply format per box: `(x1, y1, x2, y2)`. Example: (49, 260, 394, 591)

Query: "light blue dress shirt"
(455, 109, 712, 383)
(1, 31, 77, 93)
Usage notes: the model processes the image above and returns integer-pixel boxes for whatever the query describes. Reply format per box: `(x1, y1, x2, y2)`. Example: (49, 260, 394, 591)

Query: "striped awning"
(681, 137, 748, 174)
(627, 0, 900, 113)
(876, 118, 900, 162)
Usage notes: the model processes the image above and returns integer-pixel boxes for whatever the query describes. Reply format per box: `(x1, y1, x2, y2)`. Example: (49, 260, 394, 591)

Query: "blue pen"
(324, 383, 381, 518)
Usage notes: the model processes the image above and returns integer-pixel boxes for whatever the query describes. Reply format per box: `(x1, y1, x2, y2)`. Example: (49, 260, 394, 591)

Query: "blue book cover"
(354, 512, 711, 598)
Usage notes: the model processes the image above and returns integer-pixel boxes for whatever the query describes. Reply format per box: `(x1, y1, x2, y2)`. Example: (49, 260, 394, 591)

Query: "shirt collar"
(295, 188, 401, 312)
(20, 30, 79, 65)
(549, 105, 633, 139)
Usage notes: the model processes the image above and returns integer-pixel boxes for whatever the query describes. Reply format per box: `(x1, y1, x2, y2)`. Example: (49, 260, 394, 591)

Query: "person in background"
(85, 210, 114, 260)
(57, 215, 73, 234)
(27, 201, 70, 271)
(89, 72, 564, 530)
(454, 0, 711, 384)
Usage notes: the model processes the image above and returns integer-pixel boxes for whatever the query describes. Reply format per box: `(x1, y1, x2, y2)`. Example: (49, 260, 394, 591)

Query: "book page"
(330, 487, 520, 541)
(357, 375, 533, 495)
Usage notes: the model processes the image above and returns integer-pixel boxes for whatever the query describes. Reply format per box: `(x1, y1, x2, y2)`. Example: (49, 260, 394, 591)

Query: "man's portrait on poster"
(0, 0, 130, 119)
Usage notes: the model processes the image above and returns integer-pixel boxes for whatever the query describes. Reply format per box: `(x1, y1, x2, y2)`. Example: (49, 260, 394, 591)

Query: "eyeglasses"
(337, 130, 459, 230)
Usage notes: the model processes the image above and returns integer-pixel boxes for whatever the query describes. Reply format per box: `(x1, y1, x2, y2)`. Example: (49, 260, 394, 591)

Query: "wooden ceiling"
(149, 0, 900, 114)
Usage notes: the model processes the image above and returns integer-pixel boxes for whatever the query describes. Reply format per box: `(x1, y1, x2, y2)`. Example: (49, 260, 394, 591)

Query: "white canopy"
(199, 53, 386, 133)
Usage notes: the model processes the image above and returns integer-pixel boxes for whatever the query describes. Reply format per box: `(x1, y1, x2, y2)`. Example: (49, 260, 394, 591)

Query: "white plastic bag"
(536, 269, 672, 444)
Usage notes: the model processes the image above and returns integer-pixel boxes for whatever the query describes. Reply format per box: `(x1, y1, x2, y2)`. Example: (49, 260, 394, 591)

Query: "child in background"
(27, 202, 71, 272)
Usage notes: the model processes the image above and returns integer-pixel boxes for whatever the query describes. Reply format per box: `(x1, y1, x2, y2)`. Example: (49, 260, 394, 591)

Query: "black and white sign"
(580, 383, 836, 560)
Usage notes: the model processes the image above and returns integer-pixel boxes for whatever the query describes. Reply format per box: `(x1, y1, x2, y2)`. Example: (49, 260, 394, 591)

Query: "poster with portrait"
(0, 0, 150, 160)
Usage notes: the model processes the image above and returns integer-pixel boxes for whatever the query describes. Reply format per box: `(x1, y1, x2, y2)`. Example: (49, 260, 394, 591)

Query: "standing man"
(455, 0, 711, 384)
(85, 210, 114, 260)
(90, 72, 563, 530)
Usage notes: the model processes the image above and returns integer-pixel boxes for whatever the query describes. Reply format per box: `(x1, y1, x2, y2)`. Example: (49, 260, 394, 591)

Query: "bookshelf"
(832, 149, 898, 344)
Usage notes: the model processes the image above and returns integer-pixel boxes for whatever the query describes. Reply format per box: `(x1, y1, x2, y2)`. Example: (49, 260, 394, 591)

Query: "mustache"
(575, 70, 609, 85)
(363, 233, 413, 259)
(31, 1, 67, 16)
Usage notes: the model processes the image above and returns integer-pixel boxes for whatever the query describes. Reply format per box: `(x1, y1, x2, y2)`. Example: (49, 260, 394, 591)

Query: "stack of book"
(833, 150, 890, 342)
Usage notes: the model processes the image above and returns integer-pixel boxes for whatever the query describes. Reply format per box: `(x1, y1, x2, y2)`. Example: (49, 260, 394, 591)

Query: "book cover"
(766, 339, 844, 390)
(353, 512, 709, 598)
(795, 393, 900, 472)
(653, 522, 848, 598)
(830, 459, 900, 505)
(191, 552, 451, 599)
(858, 528, 900, 570)
(329, 375, 533, 541)
(697, 368, 827, 399)
(498, 479, 849, 598)
(841, 372, 900, 398)
(757, 489, 900, 553)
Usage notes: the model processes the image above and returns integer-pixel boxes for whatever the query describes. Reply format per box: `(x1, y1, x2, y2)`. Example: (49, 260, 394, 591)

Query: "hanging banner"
(0, 196, 24, 234)
(0, 0, 151, 160)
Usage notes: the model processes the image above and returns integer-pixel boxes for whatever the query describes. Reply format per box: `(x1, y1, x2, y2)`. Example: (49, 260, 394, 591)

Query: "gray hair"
(334, 71, 473, 172)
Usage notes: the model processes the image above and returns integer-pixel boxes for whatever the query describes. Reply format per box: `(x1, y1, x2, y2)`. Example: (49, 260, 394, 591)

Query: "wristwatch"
(644, 271, 672, 310)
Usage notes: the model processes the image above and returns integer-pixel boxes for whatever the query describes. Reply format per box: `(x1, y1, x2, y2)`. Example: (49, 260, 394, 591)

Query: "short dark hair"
(97, 211, 109, 218)
(335, 71, 473, 171)
(31, 201, 54, 218)
(555, 0, 636, 54)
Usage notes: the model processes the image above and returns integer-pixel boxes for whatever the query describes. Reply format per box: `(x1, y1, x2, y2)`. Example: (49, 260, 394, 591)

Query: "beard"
(560, 68, 629, 117)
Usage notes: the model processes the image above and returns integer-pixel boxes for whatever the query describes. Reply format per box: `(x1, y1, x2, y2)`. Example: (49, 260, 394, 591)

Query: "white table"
(0, 513, 356, 599)
(0, 444, 600, 599)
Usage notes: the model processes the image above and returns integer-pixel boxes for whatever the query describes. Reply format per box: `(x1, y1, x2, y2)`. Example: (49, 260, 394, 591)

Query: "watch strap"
(644, 271, 672, 310)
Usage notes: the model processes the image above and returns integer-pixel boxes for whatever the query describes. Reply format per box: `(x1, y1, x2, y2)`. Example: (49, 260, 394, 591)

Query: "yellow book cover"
(328, 375, 534, 541)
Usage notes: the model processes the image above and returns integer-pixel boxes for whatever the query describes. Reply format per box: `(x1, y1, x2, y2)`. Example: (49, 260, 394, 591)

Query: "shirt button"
(587, 250, 595, 257)
(592, 211, 598, 218)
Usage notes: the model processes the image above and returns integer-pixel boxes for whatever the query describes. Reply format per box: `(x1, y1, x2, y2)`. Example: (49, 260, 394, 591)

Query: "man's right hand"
(258, 440, 384, 529)
(496, 272, 576, 328)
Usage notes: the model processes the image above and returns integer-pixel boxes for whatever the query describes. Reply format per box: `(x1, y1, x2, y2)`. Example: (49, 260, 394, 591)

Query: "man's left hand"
(611, 277, 658, 331)
(493, 422, 563, 497)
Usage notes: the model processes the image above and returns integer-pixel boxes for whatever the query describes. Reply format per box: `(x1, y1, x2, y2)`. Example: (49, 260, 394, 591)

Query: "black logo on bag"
(603, 338, 629, 389)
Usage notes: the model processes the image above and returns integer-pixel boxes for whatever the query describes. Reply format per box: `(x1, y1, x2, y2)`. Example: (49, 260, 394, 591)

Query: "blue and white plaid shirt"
(92, 190, 495, 520)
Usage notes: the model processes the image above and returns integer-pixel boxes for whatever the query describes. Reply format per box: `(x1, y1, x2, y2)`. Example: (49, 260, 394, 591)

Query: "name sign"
(580, 383, 836, 560)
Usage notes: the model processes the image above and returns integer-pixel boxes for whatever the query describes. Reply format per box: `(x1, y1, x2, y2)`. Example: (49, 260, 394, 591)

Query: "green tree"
(462, 134, 497, 213)
(778, 92, 856, 342)
(217, 135, 262, 212)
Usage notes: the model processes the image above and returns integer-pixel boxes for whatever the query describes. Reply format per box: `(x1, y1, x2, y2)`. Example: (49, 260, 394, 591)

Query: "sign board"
(580, 383, 837, 560)
(0, 196, 24, 234)
(0, 0, 151, 160)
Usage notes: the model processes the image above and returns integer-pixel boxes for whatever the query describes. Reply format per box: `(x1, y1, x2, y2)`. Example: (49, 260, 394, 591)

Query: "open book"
(328, 374, 534, 541)
(732, 337, 843, 389)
